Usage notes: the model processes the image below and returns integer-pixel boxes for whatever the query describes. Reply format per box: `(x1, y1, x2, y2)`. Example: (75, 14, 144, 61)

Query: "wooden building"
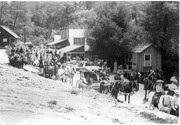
(47, 28, 92, 58)
(132, 43, 162, 73)
(0, 25, 19, 48)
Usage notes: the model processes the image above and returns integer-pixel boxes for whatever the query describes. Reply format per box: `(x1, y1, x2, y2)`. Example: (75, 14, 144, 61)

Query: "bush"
(162, 61, 179, 81)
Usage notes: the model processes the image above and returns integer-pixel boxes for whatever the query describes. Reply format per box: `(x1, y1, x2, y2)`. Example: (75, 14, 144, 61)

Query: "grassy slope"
(0, 64, 178, 125)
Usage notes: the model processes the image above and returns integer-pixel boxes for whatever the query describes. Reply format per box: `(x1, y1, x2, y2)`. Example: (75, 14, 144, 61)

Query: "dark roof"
(47, 39, 67, 46)
(59, 45, 83, 53)
(133, 43, 152, 53)
(0, 25, 19, 38)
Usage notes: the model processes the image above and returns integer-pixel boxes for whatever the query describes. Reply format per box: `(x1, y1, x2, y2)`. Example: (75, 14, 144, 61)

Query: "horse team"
(99, 71, 139, 104)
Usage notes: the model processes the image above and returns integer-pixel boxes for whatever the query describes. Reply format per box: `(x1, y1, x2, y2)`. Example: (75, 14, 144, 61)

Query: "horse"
(110, 78, 137, 104)
(148, 80, 165, 110)
(143, 77, 156, 100)
(158, 92, 172, 114)
(44, 64, 55, 78)
(110, 81, 121, 100)
(148, 91, 163, 110)
(99, 81, 113, 94)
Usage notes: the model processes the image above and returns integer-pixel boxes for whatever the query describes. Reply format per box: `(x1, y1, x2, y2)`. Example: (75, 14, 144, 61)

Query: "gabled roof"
(59, 45, 83, 53)
(47, 39, 67, 46)
(133, 43, 152, 53)
(0, 25, 19, 38)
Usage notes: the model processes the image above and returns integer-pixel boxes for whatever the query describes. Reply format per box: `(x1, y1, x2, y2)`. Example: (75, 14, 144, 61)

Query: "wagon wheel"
(104, 85, 110, 94)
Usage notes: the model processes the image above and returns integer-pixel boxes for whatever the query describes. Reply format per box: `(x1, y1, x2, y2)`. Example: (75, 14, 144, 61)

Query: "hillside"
(0, 64, 179, 125)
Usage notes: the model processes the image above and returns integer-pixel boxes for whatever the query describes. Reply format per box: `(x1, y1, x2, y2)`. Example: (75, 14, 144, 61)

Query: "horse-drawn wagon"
(74, 66, 102, 88)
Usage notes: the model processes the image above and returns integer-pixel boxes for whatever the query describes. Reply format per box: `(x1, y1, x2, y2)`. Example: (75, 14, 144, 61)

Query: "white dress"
(113, 61, 117, 73)
(72, 72, 81, 88)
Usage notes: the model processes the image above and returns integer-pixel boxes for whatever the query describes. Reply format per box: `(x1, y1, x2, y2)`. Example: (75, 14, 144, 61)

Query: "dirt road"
(0, 49, 9, 64)
(0, 64, 178, 125)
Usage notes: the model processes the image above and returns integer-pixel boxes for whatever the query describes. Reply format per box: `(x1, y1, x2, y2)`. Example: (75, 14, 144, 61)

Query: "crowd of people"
(158, 76, 179, 116)
(143, 69, 179, 117)
(5, 42, 179, 117)
(5, 42, 111, 84)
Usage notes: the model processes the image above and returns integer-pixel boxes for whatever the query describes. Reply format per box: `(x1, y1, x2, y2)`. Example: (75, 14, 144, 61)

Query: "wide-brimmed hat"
(156, 80, 164, 83)
(164, 90, 169, 95)
(117, 70, 123, 75)
(174, 89, 179, 95)
(170, 76, 178, 83)
(118, 65, 122, 69)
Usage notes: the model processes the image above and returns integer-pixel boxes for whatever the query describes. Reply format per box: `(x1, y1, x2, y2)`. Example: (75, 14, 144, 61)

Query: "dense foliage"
(0, 1, 179, 74)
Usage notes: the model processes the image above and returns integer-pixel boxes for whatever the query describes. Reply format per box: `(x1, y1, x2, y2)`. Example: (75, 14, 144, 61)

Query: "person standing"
(170, 89, 179, 116)
(39, 54, 44, 76)
(158, 91, 172, 114)
(72, 70, 80, 88)
(113, 60, 118, 74)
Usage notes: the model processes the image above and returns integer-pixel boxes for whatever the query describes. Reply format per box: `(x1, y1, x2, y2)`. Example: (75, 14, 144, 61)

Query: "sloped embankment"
(0, 64, 178, 125)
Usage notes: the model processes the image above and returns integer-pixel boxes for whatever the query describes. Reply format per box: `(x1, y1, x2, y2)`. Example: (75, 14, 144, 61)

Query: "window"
(74, 38, 85, 45)
(144, 54, 151, 67)
(3, 38, 7, 42)
(10, 38, 16, 43)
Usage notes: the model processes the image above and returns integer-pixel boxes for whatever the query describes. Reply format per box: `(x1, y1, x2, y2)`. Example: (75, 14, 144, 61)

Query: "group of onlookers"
(157, 76, 179, 116)
(5, 42, 179, 117)
(146, 69, 179, 117)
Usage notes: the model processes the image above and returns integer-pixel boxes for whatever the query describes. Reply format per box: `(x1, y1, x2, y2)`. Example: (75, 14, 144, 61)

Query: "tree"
(85, 2, 126, 55)
(84, 1, 146, 57)
(0, 1, 5, 24)
(143, 1, 179, 56)
(143, 1, 179, 76)
(0, 1, 11, 25)
(8, 1, 28, 30)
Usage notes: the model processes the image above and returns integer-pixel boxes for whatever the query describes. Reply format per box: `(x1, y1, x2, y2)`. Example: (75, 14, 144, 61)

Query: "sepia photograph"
(0, 0, 179, 125)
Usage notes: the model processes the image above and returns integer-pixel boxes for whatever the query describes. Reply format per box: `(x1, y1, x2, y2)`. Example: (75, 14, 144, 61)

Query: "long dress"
(158, 95, 172, 113)
(113, 61, 117, 73)
(72, 72, 81, 88)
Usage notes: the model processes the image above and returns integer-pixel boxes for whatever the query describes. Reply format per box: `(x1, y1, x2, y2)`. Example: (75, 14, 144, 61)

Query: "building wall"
(68, 29, 85, 45)
(132, 53, 137, 70)
(59, 28, 69, 40)
(58, 28, 92, 58)
(132, 45, 162, 72)
(0, 27, 14, 48)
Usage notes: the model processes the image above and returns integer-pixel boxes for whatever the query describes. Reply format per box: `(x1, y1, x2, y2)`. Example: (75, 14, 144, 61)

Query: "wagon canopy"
(80, 66, 102, 72)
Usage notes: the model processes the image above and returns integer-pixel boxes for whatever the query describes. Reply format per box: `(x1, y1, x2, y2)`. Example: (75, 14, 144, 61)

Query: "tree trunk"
(162, 13, 168, 49)
(12, 15, 18, 30)
(135, 14, 138, 26)
(0, 2, 4, 24)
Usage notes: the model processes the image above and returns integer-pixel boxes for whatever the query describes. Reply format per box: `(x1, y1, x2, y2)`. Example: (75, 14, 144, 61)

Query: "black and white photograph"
(0, 0, 179, 125)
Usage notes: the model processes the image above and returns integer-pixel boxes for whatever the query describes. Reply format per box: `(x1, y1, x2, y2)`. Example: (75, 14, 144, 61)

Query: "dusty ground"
(0, 63, 179, 125)
(0, 49, 9, 64)
(0, 50, 179, 125)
